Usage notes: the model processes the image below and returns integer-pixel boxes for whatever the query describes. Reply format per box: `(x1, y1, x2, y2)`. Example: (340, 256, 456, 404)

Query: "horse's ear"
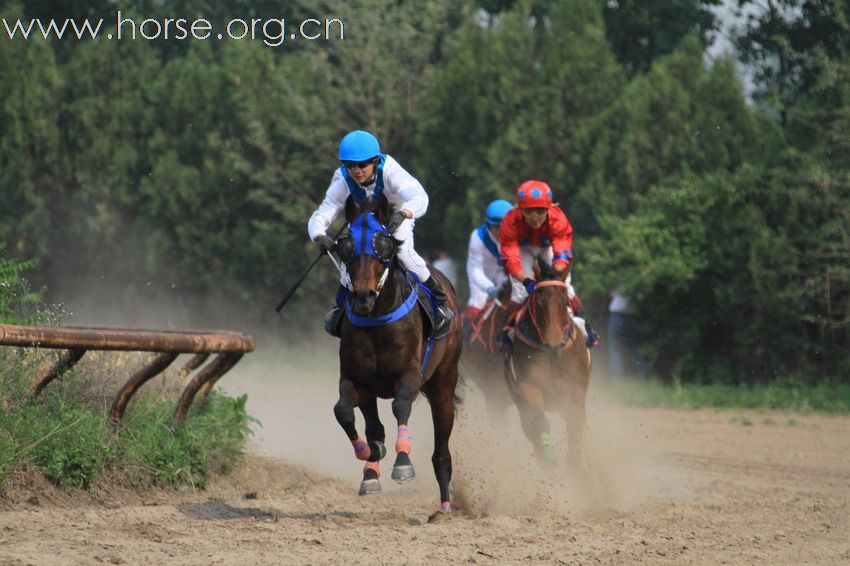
(344, 195, 359, 224)
(556, 264, 570, 281)
(532, 257, 542, 279)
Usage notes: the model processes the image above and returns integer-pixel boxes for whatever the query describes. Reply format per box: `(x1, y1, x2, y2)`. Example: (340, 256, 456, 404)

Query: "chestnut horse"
(331, 196, 462, 514)
(503, 259, 591, 466)
(460, 283, 514, 420)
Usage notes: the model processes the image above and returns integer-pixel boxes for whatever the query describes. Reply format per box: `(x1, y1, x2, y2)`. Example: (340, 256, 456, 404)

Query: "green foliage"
(14, 399, 115, 488)
(415, 0, 624, 252)
(118, 392, 255, 488)
(1, 0, 848, 381)
(0, 254, 254, 492)
(0, 249, 41, 324)
(602, 0, 721, 75)
(734, 0, 850, 122)
(614, 377, 850, 414)
(1, 379, 255, 492)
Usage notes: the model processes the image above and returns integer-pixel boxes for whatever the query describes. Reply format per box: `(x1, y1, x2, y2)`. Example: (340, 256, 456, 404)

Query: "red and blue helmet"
(516, 180, 553, 209)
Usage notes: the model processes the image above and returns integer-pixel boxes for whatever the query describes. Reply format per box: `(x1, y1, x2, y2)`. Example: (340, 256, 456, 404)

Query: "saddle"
(328, 272, 450, 341)
(409, 272, 451, 341)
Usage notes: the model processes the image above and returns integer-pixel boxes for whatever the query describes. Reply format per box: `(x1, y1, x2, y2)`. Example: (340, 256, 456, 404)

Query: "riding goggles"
(342, 158, 378, 171)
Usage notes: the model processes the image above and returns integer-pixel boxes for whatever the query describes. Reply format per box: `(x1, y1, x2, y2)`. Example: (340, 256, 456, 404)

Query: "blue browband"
(344, 284, 419, 326)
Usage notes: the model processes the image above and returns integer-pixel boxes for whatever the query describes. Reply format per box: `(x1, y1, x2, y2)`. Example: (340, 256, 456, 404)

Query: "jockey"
(308, 130, 455, 337)
(499, 180, 600, 348)
(464, 198, 513, 320)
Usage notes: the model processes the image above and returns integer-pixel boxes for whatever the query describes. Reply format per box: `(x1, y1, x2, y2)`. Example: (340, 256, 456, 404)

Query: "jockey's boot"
(584, 319, 601, 348)
(323, 285, 349, 338)
(569, 295, 601, 348)
(498, 301, 523, 356)
(423, 276, 455, 335)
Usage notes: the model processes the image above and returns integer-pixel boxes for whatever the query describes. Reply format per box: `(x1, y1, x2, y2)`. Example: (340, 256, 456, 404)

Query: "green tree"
(602, 0, 721, 75)
(415, 0, 624, 254)
(0, 3, 66, 262)
(734, 0, 850, 125)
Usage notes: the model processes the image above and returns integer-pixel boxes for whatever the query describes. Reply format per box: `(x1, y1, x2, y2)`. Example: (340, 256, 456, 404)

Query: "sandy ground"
(2, 345, 849, 565)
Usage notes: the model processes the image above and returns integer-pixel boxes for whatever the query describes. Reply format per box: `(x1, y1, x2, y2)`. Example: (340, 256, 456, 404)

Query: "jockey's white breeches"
(508, 245, 576, 303)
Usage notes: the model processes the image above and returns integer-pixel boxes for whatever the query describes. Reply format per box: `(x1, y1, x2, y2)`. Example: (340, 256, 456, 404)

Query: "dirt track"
(2, 349, 849, 565)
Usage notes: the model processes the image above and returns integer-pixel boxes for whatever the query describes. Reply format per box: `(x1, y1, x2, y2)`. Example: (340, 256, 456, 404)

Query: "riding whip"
(274, 224, 346, 313)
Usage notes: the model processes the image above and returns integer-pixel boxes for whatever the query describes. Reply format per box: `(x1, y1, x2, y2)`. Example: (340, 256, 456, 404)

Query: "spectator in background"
(607, 290, 647, 381)
(432, 250, 459, 290)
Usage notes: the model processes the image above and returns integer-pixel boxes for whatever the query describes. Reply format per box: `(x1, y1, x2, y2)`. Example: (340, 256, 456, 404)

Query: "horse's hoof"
(358, 478, 382, 496)
(391, 451, 415, 482)
(391, 464, 416, 482)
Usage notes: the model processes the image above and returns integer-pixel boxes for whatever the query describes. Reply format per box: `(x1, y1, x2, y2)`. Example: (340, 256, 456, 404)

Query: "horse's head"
(336, 198, 397, 315)
(529, 258, 572, 348)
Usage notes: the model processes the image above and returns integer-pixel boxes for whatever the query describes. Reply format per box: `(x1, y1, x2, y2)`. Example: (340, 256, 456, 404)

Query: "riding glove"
(314, 235, 336, 253)
(386, 210, 407, 232)
(486, 286, 500, 300)
(523, 278, 536, 294)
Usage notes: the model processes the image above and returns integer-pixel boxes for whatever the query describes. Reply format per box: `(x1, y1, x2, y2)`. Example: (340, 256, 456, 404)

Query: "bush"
(0, 250, 256, 493)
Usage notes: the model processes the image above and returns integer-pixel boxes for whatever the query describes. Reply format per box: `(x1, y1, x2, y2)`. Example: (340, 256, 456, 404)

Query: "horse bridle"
(333, 215, 396, 297)
(518, 280, 576, 350)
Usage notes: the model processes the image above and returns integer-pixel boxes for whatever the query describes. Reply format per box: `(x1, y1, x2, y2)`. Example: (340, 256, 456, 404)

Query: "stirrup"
(585, 320, 600, 348)
(324, 306, 343, 338)
(434, 304, 455, 333)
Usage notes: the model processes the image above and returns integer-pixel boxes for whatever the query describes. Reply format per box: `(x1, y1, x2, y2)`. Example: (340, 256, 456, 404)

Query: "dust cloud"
(218, 341, 691, 517)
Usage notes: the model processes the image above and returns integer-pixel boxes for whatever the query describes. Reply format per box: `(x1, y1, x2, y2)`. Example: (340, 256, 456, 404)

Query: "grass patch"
(118, 392, 256, 489)
(0, 353, 257, 494)
(0, 253, 257, 495)
(611, 378, 850, 414)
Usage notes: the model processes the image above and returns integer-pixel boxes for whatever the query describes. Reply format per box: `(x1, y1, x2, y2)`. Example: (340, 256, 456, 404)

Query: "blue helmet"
(338, 130, 382, 162)
(485, 199, 513, 226)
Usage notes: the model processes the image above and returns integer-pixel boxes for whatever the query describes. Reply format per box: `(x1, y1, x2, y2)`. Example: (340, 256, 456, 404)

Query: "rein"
(515, 280, 576, 351)
(344, 277, 417, 327)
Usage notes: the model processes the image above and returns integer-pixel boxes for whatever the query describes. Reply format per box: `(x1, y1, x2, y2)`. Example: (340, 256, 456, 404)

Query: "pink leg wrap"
(363, 460, 381, 477)
(441, 501, 453, 511)
(352, 436, 371, 461)
(395, 425, 411, 454)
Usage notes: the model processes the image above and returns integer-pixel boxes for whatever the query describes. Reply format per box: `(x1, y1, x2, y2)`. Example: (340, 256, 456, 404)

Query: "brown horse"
(503, 259, 591, 466)
(460, 283, 514, 420)
(331, 196, 462, 514)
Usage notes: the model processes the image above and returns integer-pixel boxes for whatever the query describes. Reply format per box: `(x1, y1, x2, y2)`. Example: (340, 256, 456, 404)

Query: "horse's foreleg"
(564, 365, 590, 468)
(360, 397, 387, 463)
(516, 382, 555, 463)
(390, 369, 421, 482)
(358, 399, 386, 495)
(335, 381, 385, 496)
(335, 380, 375, 461)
